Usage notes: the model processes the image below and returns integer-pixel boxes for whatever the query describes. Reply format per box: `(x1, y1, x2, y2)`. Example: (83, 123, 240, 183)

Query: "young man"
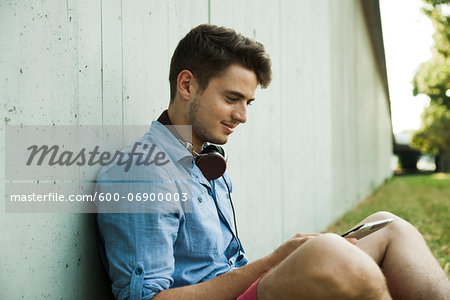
(96, 24, 450, 300)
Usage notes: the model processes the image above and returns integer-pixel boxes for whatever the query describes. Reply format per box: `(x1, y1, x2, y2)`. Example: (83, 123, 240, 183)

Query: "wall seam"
(208, 0, 211, 24)
(100, 0, 104, 125)
(120, 0, 124, 143)
(328, 0, 335, 223)
(278, 0, 285, 241)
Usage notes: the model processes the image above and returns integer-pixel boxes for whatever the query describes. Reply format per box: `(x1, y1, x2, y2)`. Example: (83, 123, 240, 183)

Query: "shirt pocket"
(184, 190, 222, 255)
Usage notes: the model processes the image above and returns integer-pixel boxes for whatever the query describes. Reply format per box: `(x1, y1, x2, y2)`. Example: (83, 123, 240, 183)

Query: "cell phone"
(341, 218, 393, 240)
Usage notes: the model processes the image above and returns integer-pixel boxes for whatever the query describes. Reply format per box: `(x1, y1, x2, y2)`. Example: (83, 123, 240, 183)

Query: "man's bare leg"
(258, 233, 392, 300)
(355, 211, 450, 300)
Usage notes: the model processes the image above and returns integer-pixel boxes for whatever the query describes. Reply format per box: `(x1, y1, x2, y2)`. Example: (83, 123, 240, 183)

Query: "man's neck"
(167, 106, 185, 126)
(166, 107, 203, 153)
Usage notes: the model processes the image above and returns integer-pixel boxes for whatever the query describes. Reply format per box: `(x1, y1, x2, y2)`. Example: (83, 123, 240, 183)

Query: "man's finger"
(294, 233, 320, 238)
(345, 237, 358, 245)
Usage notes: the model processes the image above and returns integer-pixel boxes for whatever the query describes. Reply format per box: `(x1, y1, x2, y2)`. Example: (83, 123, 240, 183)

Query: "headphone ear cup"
(196, 145, 227, 180)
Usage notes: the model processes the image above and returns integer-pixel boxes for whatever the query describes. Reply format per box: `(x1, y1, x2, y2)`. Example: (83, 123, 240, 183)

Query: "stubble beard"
(188, 95, 227, 146)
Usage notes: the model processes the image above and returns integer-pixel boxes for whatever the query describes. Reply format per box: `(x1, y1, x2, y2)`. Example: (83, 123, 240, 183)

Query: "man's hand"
(264, 233, 357, 269)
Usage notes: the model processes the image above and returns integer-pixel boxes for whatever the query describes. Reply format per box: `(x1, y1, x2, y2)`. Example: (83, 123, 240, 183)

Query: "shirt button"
(198, 196, 202, 203)
(135, 267, 142, 275)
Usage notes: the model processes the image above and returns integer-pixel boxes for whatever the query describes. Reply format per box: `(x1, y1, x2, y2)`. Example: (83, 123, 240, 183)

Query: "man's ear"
(177, 70, 196, 101)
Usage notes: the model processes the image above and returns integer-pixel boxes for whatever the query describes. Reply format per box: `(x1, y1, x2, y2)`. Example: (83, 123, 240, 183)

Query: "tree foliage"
(411, 0, 450, 172)
(412, 0, 450, 108)
(411, 103, 450, 154)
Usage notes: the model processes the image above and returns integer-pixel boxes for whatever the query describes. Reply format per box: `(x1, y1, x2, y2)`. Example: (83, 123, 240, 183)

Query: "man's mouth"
(222, 122, 237, 134)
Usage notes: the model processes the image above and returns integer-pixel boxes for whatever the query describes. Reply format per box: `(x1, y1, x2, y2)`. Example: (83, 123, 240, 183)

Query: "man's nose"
(232, 103, 247, 124)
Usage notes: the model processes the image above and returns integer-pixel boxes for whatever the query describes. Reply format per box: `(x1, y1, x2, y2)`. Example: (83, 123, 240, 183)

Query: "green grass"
(327, 173, 450, 277)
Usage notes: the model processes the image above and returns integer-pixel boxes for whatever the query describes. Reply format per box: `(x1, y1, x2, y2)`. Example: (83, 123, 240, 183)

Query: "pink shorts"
(236, 275, 262, 300)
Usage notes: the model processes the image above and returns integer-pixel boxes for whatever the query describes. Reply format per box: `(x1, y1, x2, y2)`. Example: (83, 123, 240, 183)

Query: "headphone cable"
(222, 175, 239, 240)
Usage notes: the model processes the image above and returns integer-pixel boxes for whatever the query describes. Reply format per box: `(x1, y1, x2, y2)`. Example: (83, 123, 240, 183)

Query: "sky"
(379, 0, 435, 134)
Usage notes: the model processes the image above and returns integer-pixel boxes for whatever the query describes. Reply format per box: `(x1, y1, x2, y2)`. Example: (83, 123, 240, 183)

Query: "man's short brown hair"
(169, 24, 272, 102)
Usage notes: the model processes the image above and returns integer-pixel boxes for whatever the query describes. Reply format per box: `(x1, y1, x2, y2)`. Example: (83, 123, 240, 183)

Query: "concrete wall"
(0, 0, 392, 298)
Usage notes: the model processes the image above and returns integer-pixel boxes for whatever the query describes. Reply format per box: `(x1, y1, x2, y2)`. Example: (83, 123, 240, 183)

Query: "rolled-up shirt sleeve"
(95, 163, 186, 299)
(97, 211, 180, 300)
(95, 132, 192, 300)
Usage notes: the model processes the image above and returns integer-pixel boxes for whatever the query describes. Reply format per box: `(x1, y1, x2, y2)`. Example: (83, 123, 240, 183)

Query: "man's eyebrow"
(225, 90, 255, 101)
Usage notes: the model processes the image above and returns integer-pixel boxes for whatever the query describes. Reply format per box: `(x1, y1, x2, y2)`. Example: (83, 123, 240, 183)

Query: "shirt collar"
(148, 120, 193, 172)
(156, 110, 185, 141)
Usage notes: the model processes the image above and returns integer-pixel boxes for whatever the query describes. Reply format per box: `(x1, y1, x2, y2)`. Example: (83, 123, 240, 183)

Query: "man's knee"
(259, 233, 390, 299)
(368, 211, 422, 237)
(306, 234, 388, 298)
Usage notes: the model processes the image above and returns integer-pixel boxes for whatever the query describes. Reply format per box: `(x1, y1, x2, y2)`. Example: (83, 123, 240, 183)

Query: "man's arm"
(154, 256, 270, 300)
(153, 233, 323, 300)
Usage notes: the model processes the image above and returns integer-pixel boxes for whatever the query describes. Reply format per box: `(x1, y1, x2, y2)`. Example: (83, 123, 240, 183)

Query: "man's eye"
(247, 101, 254, 106)
(226, 96, 238, 101)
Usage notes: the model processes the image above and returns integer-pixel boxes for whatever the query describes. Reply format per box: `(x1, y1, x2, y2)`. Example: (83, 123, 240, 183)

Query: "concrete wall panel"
(0, 1, 109, 298)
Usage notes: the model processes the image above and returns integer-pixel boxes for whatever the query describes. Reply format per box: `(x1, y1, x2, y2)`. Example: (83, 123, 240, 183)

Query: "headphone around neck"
(195, 143, 227, 181)
(179, 141, 227, 181)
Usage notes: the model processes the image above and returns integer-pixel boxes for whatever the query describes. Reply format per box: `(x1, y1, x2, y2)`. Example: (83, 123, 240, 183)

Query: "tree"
(411, 103, 450, 172)
(412, 0, 450, 108)
(411, 0, 450, 172)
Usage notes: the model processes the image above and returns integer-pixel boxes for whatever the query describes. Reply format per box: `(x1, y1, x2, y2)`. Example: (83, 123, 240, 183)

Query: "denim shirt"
(96, 121, 247, 300)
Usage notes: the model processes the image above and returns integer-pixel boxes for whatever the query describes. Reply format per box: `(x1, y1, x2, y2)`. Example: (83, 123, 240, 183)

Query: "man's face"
(188, 64, 258, 147)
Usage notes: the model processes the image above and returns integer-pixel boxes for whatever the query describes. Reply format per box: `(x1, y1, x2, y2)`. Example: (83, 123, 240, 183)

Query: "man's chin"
(207, 135, 228, 145)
